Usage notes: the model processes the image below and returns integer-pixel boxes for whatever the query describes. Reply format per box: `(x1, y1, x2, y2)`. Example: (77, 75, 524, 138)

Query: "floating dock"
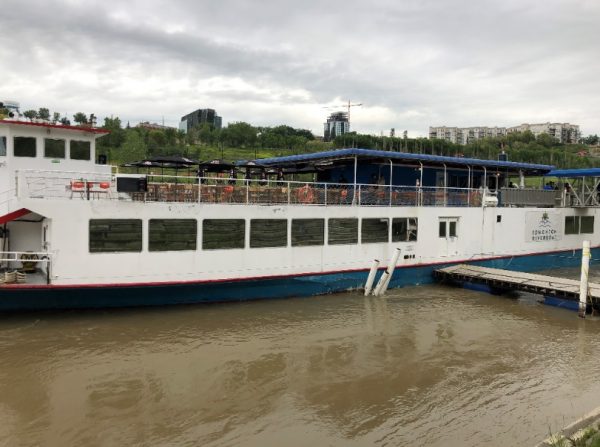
(434, 264, 600, 304)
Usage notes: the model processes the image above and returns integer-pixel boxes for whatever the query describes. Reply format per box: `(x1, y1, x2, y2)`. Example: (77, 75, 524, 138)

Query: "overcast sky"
(2, 0, 599, 137)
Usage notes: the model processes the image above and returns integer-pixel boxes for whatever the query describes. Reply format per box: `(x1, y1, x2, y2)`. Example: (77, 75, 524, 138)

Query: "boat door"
(438, 217, 459, 256)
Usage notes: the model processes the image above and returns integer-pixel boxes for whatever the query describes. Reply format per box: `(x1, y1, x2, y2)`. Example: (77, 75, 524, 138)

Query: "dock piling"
(579, 240, 590, 318)
(364, 259, 380, 296)
(374, 248, 401, 296)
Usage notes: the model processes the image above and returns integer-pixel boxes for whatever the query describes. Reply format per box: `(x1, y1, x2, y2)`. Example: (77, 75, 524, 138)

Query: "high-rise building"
(429, 122, 580, 145)
(324, 112, 349, 141)
(179, 109, 222, 133)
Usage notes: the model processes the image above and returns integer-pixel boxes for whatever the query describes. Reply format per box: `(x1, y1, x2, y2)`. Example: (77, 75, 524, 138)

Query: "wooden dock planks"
(434, 264, 600, 302)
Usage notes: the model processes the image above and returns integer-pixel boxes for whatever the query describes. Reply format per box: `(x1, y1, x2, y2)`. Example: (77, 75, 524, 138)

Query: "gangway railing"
(0, 251, 53, 285)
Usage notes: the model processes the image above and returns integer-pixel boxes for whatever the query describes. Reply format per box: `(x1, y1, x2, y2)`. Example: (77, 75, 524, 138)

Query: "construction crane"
(323, 100, 363, 125)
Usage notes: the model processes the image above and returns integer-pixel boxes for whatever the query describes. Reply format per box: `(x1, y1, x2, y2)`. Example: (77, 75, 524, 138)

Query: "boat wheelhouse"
(0, 119, 599, 310)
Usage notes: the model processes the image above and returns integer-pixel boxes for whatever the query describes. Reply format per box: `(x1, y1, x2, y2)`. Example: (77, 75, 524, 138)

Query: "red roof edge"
(0, 120, 110, 134)
(0, 208, 31, 225)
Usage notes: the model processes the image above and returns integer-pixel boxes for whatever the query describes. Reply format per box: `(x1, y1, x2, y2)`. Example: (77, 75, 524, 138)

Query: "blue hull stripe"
(0, 248, 598, 311)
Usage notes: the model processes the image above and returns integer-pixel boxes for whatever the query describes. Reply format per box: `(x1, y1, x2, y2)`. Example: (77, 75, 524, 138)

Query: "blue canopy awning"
(546, 168, 600, 177)
(256, 148, 553, 174)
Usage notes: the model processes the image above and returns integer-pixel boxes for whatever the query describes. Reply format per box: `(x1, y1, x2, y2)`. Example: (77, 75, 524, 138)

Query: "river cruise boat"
(0, 118, 599, 310)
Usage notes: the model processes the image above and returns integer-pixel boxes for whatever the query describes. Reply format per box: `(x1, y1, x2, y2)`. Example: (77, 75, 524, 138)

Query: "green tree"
(23, 110, 38, 121)
(73, 112, 88, 125)
(536, 132, 558, 148)
(52, 112, 61, 123)
(120, 130, 147, 163)
(99, 117, 126, 149)
(221, 122, 257, 147)
(38, 107, 50, 120)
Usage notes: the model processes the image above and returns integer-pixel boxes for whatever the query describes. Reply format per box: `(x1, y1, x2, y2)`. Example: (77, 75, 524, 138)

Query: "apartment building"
(430, 122, 580, 145)
(429, 126, 507, 145)
(508, 123, 580, 144)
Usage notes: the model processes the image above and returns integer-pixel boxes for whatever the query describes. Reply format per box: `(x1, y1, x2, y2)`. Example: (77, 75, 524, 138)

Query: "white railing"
(0, 251, 52, 263)
(0, 251, 53, 285)
(20, 170, 576, 209)
(19, 169, 113, 200)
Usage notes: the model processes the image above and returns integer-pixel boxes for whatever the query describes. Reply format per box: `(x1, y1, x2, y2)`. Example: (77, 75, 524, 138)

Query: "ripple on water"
(2, 274, 600, 446)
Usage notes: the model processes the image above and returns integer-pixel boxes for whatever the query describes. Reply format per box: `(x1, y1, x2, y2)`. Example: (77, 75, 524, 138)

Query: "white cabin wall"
(16, 196, 600, 286)
(6, 220, 43, 268)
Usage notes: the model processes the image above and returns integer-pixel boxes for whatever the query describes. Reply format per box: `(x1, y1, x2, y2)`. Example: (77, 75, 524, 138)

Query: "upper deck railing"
(16, 170, 570, 208)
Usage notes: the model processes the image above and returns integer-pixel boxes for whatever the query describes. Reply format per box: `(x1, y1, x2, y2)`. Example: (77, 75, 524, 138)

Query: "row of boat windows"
(0, 136, 91, 160)
(88, 218, 419, 253)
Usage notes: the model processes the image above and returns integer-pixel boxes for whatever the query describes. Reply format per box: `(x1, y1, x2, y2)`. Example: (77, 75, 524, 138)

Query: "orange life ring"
(297, 184, 315, 204)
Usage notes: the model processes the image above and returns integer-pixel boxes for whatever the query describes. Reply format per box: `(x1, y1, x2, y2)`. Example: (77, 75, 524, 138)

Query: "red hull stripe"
(0, 120, 109, 134)
(0, 208, 30, 224)
(0, 245, 595, 291)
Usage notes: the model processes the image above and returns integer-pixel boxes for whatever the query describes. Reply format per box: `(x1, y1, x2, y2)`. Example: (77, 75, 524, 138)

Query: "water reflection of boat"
(0, 118, 599, 310)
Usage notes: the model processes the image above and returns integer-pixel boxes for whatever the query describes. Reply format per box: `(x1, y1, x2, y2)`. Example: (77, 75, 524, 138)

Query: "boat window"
(14, 136, 36, 157)
(439, 218, 458, 238)
(581, 216, 594, 234)
(328, 218, 358, 245)
(0, 136, 6, 156)
(392, 218, 418, 242)
(565, 216, 579, 235)
(439, 221, 447, 238)
(362, 218, 389, 243)
(250, 219, 287, 248)
(292, 219, 324, 247)
(149, 219, 197, 251)
(566, 216, 594, 235)
(44, 138, 66, 159)
(449, 221, 457, 238)
(203, 219, 245, 250)
(71, 140, 91, 160)
(89, 219, 142, 253)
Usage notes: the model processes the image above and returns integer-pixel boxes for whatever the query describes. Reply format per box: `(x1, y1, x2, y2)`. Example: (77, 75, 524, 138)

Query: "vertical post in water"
(364, 259, 380, 296)
(374, 248, 402, 296)
(579, 240, 590, 318)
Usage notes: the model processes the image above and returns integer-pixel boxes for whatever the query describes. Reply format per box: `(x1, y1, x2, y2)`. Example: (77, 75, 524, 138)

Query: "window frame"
(44, 138, 66, 159)
(89, 219, 143, 253)
(13, 136, 36, 158)
(70, 140, 91, 160)
(328, 218, 359, 245)
(291, 218, 325, 247)
(202, 219, 246, 250)
(361, 218, 389, 244)
(250, 219, 288, 248)
(148, 219, 197, 252)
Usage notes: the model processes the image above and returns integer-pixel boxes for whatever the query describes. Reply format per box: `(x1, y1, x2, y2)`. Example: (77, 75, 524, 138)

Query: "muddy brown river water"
(1, 268, 600, 446)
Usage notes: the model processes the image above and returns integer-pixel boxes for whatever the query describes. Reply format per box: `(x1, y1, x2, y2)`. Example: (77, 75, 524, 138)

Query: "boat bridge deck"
(434, 264, 600, 302)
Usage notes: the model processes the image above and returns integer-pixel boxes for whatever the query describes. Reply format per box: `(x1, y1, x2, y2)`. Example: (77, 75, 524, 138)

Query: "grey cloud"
(1, 0, 599, 135)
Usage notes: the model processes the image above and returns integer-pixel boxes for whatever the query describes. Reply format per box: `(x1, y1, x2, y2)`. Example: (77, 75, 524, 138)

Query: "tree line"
(332, 130, 598, 169)
(96, 118, 329, 164)
(5, 107, 599, 169)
